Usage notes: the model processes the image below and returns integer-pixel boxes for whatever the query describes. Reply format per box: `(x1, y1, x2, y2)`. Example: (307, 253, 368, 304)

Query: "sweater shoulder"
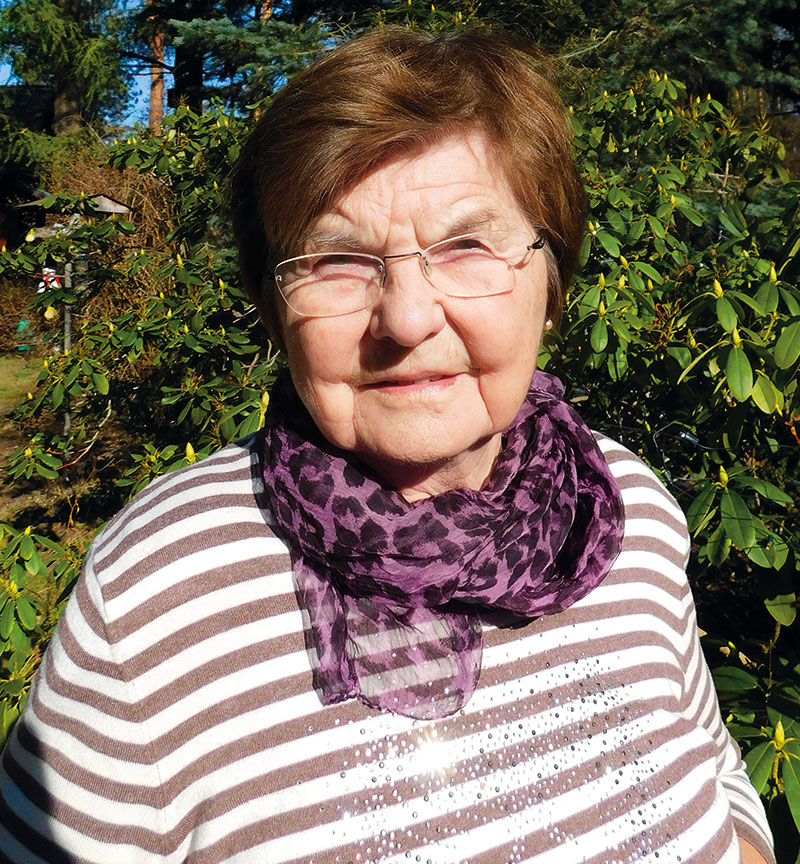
(594, 432, 687, 524)
(87, 433, 289, 598)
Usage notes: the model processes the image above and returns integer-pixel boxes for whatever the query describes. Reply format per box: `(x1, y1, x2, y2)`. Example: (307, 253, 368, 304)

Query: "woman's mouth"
(365, 373, 459, 392)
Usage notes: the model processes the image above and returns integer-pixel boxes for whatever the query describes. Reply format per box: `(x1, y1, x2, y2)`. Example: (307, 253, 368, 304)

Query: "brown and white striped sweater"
(0, 434, 775, 864)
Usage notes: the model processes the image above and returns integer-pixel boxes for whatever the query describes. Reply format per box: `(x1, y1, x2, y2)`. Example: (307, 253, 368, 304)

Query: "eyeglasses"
(270, 229, 545, 318)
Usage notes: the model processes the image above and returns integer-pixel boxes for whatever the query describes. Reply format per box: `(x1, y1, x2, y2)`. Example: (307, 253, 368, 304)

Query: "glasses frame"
(269, 230, 546, 319)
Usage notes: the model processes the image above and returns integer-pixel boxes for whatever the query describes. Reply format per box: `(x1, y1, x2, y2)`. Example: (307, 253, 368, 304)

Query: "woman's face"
(279, 132, 550, 500)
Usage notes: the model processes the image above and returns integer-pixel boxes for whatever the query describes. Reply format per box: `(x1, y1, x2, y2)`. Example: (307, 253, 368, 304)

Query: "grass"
(0, 354, 38, 419)
(0, 354, 40, 526)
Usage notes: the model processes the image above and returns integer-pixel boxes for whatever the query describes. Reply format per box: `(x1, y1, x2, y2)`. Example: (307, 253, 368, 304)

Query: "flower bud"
(775, 720, 785, 750)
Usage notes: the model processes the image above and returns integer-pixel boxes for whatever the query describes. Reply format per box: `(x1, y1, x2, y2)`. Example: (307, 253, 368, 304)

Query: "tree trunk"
(51, 0, 83, 133)
(52, 80, 83, 134)
(173, 45, 204, 111)
(149, 28, 165, 135)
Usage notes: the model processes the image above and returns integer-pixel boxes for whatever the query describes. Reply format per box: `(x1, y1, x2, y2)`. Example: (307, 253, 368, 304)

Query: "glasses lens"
(275, 253, 383, 316)
(424, 230, 535, 298)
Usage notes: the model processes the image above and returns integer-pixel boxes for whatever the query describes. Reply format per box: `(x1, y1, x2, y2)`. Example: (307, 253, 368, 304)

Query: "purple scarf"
(262, 370, 624, 719)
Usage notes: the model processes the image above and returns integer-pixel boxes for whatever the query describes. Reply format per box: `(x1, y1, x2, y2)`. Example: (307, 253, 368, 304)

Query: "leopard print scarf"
(262, 370, 624, 719)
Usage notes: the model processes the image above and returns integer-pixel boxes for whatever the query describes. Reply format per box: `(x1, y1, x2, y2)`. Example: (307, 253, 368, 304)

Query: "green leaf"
(749, 537, 791, 571)
(712, 666, 759, 693)
(751, 373, 779, 414)
(735, 476, 794, 505)
(727, 290, 765, 317)
(0, 601, 14, 640)
(1, 679, 24, 696)
(725, 346, 753, 401)
(647, 216, 666, 239)
(52, 381, 64, 408)
(92, 372, 110, 395)
(237, 410, 263, 438)
(775, 320, 800, 369)
(719, 210, 746, 238)
(723, 203, 748, 233)
(632, 262, 663, 283)
(666, 346, 691, 368)
(15, 595, 37, 631)
(707, 523, 731, 566)
(755, 281, 779, 313)
(782, 756, 800, 834)
(720, 488, 756, 550)
(34, 464, 60, 480)
(677, 204, 703, 226)
(10, 562, 26, 590)
(590, 318, 609, 352)
(606, 347, 628, 380)
(9, 622, 31, 651)
(715, 296, 737, 332)
(686, 485, 717, 534)
(744, 740, 775, 794)
(578, 234, 591, 268)
(765, 593, 796, 626)
(19, 534, 34, 561)
(595, 230, 620, 257)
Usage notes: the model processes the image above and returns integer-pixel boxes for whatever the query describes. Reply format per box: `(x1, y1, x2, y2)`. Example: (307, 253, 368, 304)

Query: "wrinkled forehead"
(297, 131, 526, 252)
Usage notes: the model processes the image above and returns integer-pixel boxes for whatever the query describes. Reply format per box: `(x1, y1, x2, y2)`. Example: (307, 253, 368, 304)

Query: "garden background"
(1, 0, 799, 857)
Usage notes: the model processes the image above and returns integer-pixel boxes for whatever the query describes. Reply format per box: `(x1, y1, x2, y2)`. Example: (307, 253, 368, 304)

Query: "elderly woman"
(0, 28, 774, 864)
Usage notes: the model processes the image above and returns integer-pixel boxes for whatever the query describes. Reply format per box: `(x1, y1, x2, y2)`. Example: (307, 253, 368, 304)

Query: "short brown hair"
(230, 28, 585, 347)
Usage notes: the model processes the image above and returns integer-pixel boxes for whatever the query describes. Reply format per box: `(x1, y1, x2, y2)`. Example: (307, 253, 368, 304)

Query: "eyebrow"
(443, 208, 506, 237)
(303, 206, 512, 254)
(302, 228, 365, 254)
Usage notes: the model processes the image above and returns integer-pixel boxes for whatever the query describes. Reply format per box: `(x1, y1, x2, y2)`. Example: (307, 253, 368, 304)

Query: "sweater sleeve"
(0, 540, 172, 864)
(599, 434, 775, 863)
(647, 470, 775, 862)
(680, 590, 776, 863)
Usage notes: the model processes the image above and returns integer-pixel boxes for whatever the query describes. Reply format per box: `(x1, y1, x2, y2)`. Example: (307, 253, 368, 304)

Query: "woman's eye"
(316, 254, 356, 268)
(432, 237, 493, 261)
(313, 254, 376, 280)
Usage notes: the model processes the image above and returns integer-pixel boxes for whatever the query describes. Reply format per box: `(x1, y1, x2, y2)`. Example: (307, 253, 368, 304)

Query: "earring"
(544, 319, 553, 331)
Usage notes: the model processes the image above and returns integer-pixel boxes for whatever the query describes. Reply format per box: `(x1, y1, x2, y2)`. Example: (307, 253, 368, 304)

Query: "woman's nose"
(368, 256, 446, 346)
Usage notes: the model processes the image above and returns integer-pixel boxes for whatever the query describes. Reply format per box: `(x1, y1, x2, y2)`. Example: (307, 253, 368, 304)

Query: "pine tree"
(0, 0, 129, 131)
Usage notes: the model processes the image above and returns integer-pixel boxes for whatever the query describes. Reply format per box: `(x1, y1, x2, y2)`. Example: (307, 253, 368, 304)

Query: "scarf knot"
(263, 370, 624, 719)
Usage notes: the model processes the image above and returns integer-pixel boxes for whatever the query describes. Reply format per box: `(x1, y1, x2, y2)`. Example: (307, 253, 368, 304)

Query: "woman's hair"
(230, 28, 585, 347)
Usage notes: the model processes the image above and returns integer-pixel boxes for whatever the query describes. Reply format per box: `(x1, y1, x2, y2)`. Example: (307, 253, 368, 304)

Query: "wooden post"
(63, 263, 73, 439)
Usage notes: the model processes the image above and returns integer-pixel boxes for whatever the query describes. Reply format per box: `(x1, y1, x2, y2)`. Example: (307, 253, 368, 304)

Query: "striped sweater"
(0, 434, 775, 864)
